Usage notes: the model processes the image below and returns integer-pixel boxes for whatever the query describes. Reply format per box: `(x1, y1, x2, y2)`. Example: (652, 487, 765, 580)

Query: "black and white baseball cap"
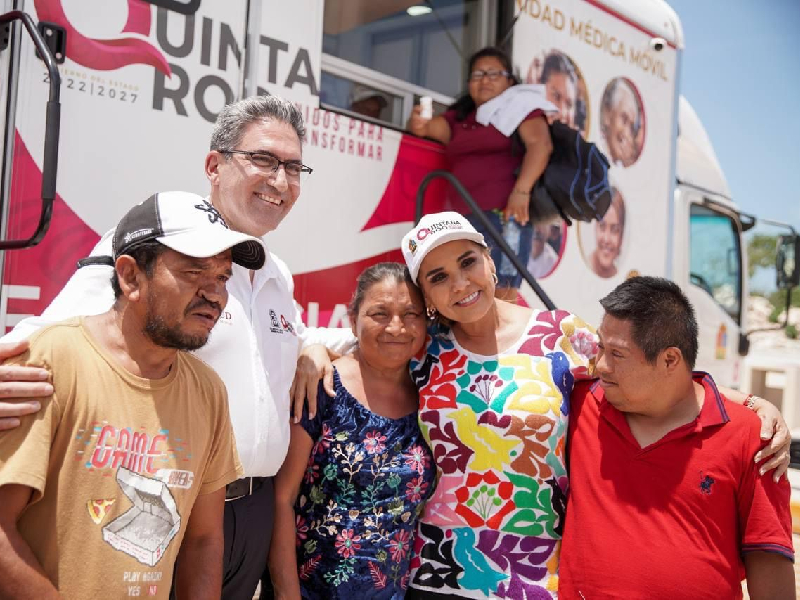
(111, 191, 266, 270)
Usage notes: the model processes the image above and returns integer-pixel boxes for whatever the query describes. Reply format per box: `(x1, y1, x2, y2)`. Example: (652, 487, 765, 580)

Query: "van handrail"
(0, 10, 61, 250)
(415, 170, 556, 311)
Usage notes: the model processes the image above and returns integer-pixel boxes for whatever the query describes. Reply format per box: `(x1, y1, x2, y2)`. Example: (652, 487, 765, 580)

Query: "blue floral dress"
(296, 369, 436, 599)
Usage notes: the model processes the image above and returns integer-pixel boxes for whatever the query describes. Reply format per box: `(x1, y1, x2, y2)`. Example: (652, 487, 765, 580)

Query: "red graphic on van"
(34, 0, 171, 75)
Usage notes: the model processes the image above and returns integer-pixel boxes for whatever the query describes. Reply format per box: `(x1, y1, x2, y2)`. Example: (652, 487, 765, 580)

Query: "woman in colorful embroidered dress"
(269, 263, 435, 599)
(398, 212, 596, 599)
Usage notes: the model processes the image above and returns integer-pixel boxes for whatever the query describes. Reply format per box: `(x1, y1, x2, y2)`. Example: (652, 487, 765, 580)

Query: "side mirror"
(776, 234, 800, 289)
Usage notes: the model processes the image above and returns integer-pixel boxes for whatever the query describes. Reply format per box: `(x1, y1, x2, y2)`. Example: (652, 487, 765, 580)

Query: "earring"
(426, 306, 437, 320)
(491, 272, 498, 285)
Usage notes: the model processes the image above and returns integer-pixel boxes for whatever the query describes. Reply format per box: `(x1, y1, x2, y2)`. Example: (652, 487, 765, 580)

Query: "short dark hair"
(348, 262, 417, 318)
(110, 241, 168, 299)
(599, 276, 698, 368)
(449, 46, 519, 121)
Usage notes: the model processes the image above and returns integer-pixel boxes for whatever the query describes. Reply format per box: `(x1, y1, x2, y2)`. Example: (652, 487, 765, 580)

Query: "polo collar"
(255, 237, 278, 278)
(589, 371, 730, 449)
(692, 371, 730, 428)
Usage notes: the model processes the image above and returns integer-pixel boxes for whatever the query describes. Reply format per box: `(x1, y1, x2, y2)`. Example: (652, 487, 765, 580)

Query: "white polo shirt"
(4, 231, 356, 477)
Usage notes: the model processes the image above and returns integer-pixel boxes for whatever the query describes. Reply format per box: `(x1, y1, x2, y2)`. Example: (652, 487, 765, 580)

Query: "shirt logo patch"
(699, 474, 715, 495)
(280, 315, 295, 334)
(269, 309, 283, 334)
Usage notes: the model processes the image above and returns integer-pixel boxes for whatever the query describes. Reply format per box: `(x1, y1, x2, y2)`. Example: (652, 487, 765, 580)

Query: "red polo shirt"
(560, 373, 793, 600)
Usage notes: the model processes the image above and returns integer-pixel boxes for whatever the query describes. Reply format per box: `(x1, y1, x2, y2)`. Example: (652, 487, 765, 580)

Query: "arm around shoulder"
(722, 385, 790, 479)
(0, 232, 116, 428)
(0, 340, 53, 431)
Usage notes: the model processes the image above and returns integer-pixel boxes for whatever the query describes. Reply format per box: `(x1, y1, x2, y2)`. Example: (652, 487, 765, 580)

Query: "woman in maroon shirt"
(407, 47, 553, 301)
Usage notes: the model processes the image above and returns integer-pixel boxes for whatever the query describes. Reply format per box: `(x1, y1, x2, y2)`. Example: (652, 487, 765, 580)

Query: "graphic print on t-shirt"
(87, 498, 116, 525)
(102, 468, 182, 567)
(75, 422, 196, 485)
(71, 421, 192, 569)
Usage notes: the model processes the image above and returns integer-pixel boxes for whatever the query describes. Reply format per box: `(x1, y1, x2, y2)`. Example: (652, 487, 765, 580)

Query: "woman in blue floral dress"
(269, 263, 435, 599)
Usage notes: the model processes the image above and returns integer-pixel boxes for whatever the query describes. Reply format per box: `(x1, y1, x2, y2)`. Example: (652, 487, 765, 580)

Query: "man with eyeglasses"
(0, 95, 354, 599)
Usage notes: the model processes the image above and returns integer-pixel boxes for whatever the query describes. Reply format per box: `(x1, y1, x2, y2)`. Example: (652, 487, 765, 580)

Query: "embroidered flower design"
(454, 471, 515, 529)
(405, 476, 428, 503)
(295, 514, 309, 547)
(389, 529, 411, 562)
(519, 310, 570, 356)
(335, 529, 362, 558)
(469, 373, 504, 404)
(312, 423, 332, 455)
(569, 329, 598, 360)
(364, 431, 387, 455)
(303, 462, 320, 484)
(404, 444, 430, 475)
(422, 349, 468, 410)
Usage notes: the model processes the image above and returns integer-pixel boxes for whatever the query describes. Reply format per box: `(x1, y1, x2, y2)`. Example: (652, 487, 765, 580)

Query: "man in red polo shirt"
(561, 276, 794, 600)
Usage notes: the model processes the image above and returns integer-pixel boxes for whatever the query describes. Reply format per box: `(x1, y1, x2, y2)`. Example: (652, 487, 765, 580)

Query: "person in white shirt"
(0, 95, 353, 600)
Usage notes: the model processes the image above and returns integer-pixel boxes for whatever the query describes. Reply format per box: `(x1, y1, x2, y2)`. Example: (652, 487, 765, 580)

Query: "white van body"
(0, 0, 749, 386)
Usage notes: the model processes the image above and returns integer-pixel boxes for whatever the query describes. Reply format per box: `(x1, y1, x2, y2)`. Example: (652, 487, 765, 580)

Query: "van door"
(686, 202, 744, 387)
(0, 0, 39, 328)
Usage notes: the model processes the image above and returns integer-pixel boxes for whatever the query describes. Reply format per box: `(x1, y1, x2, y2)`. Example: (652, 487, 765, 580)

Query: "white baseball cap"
(111, 191, 266, 269)
(350, 84, 388, 107)
(401, 211, 487, 282)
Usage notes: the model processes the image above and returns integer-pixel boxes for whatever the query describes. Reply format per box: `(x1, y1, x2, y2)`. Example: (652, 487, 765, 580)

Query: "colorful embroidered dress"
(408, 309, 597, 598)
(296, 370, 436, 599)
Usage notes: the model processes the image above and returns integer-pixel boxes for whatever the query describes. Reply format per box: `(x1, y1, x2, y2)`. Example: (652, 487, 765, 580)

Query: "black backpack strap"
(77, 256, 114, 269)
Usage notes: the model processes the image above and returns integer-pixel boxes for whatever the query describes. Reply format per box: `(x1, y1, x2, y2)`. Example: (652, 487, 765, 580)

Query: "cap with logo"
(111, 191, 266, 270)
(401, 211, 487, 281)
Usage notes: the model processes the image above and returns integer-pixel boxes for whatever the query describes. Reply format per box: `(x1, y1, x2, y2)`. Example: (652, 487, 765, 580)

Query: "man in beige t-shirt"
(0, 191, 267, 599)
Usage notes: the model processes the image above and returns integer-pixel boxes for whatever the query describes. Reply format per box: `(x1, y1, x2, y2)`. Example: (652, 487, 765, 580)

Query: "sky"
(667, 0, 800, 235)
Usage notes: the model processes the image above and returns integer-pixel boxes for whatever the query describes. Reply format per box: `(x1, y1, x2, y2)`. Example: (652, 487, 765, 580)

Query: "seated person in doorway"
(350, 85, 389, 120)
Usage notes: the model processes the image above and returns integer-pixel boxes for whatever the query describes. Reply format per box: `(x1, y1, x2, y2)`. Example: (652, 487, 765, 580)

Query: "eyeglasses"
(469, 69, 510, 82)
(222, 150, 313, 178)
